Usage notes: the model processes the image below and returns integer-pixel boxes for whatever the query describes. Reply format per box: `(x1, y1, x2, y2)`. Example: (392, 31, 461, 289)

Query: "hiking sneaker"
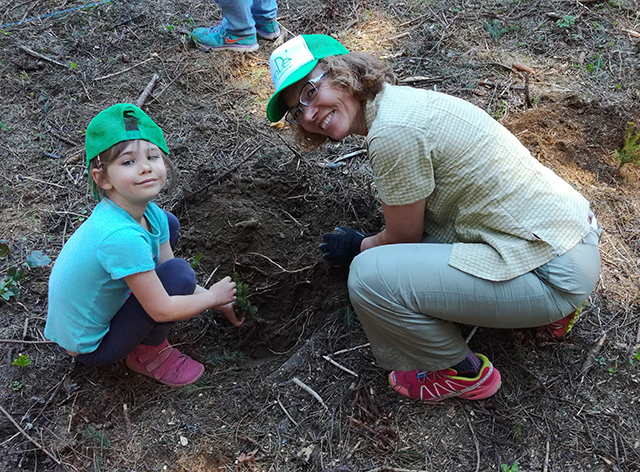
(545, 304, 584, 339)
(191, 23, 258, 52)
(389, 353, 502, 401)
(255, 19, 281, 40)
(126, 339, 204, 387)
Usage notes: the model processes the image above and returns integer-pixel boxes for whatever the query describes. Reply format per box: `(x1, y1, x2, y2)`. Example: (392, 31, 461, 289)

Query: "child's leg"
(217, 0, 255, 36)
(75, 258, 196, 366)
(164, 210, 180, 251)
(250, 0, 278, 24)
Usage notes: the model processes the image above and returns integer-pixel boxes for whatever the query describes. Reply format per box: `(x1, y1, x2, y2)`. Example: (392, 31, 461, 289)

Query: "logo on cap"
(272, 55, 293, 84)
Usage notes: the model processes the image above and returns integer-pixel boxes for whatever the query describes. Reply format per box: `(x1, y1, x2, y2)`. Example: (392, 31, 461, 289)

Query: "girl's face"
(281, 67, 367, 140)
(92, 140, 167, 208)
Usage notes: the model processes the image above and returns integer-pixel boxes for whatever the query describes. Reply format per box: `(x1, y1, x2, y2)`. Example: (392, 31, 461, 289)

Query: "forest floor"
(1, 0, 640, 471)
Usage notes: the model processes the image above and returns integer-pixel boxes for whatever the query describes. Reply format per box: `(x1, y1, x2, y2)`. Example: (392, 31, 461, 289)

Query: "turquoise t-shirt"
(45, 199, 169, 353)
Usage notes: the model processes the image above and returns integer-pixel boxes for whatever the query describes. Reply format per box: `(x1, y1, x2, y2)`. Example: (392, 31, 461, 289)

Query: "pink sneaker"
(545, 306, 582, 339)
(125, 339, 204, 387)
(389, 353, 501, 401)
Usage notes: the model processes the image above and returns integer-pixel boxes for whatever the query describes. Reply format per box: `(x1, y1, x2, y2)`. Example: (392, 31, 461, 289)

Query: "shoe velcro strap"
(137, 343, 169, 364)
(150, 349, 183, 380)
(143, 347, 181, 377)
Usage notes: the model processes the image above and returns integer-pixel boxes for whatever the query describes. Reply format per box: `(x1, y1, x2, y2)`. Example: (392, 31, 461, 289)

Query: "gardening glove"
(319, 226, 368, 266)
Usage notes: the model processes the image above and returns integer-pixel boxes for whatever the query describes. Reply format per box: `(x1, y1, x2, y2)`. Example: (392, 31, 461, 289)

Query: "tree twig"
(579, 333, 607, 376)
(17, 44, 69, 68)
(136, 73, 160, 108)
(0, 404, 61, 465)
(94, 55, 156, 81)
(464, 412, 480, 472)
(322, 355, 358, 377)
(277, 399, 299, 427)
(0, 339, 56, 344)
(333, 343, 370, 356)
(292, 377, 328, 410)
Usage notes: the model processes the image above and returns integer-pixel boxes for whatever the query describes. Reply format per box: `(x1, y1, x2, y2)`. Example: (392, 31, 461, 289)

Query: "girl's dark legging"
(75, 211, 196, 367)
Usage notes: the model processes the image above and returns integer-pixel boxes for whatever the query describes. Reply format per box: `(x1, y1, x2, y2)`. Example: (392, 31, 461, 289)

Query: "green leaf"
(0, 240, 9, 257)
(0, 122, 12, 132)
(26, 250, 51, 268)
(70, 62, 78, 69)
(12, 354, 31, 367)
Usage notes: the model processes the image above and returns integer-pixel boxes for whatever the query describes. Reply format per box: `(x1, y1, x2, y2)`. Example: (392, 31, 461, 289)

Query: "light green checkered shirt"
(364, 83, 590, 281)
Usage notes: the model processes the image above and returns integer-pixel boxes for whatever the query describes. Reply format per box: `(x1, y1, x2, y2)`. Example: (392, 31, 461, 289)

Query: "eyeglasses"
(284, 71, 328, 126)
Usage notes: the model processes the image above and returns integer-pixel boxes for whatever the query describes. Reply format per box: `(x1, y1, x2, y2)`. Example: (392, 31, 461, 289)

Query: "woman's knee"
(348, 249, 385, 304)
(156, 258, 196, 295)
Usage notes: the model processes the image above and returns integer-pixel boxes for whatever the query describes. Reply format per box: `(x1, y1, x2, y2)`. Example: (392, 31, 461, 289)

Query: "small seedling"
(1, 242, 51, 301)
(206, 350, 245, 366)
(81, 424, 111, 446)
(12, 354, 31, 367)
(484, 19, 510, 40)
(12, 380, 23, 391)
(333, 305, 356, 327)
(190, 252, 203, 269)
(614, 122, 640, 169)
(556, 15, 576, 28)
(501, 461, 519, 472)
(233, 272, 258, 317)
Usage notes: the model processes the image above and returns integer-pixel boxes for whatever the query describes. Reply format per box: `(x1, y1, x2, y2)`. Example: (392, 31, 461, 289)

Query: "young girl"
(45, 103, 242, 387)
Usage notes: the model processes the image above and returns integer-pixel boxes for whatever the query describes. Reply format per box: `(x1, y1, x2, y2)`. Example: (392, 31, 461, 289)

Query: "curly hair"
(291, 52, 397, 151)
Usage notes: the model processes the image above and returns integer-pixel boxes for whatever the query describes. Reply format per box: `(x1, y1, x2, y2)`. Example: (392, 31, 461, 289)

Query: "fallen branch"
(0, 339, 56, 344)
(620, 28, 640, 38)
(247, 252, 312, 274)
(292, 377, 329, 411)
(277, 399, 299, 427)
(0, 404, 61, 465)
(399, 75, 444, 84)
(322, 355, 358, 377)
(464, 412, 480, 472)
(17, 44, 69, 69)
(333, 343, 370, 356)
(333, 148, 367, 163)
(136, 73, 160, 108)
(579, 333, 607, 376)
(544, 437, 550, 472)
(94, 55, 156, 81)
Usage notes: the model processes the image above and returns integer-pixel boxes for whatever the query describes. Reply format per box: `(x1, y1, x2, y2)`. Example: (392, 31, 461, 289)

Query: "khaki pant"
(348, 226, 601, 372)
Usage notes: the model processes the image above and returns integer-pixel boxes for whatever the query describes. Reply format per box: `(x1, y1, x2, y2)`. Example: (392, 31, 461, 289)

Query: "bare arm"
(158, 240, 174, 264)
(361, 198, 426, 251)
(124, 270, 237, 323)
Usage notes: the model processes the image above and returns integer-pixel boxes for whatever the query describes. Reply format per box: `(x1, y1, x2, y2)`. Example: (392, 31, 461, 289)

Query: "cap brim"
(266, 60, 318, 122)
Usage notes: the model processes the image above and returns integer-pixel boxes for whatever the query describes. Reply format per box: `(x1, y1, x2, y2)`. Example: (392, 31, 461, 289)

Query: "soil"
(1, 0, 640, 471)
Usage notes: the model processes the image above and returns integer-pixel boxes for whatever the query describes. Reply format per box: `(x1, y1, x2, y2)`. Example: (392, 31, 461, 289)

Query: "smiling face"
(92, 140, 167, 212)
(281, 67, 367, 141)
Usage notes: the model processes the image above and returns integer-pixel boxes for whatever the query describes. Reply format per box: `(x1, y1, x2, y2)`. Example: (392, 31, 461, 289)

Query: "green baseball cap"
(266, 34, 349, 122)
(85, 103, 169, 168)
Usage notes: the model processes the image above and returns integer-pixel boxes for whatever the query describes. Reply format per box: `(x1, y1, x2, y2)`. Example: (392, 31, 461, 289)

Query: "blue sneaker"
(255, 20, 281, 40)
(191, 23, 258, 52)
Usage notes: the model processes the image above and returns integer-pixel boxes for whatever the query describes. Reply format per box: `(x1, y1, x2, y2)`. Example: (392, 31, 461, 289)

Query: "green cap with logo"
(85, 103, 169, 169)
(266, 34, 349, 122)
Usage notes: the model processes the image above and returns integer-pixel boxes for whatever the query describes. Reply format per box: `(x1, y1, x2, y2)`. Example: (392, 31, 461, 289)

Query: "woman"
(266, 35, 601, 401)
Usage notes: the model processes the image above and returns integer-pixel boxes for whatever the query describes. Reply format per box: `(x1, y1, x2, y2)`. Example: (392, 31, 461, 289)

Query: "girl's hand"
(208, 276, 237, 306)
(218, 302, 245, 327)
